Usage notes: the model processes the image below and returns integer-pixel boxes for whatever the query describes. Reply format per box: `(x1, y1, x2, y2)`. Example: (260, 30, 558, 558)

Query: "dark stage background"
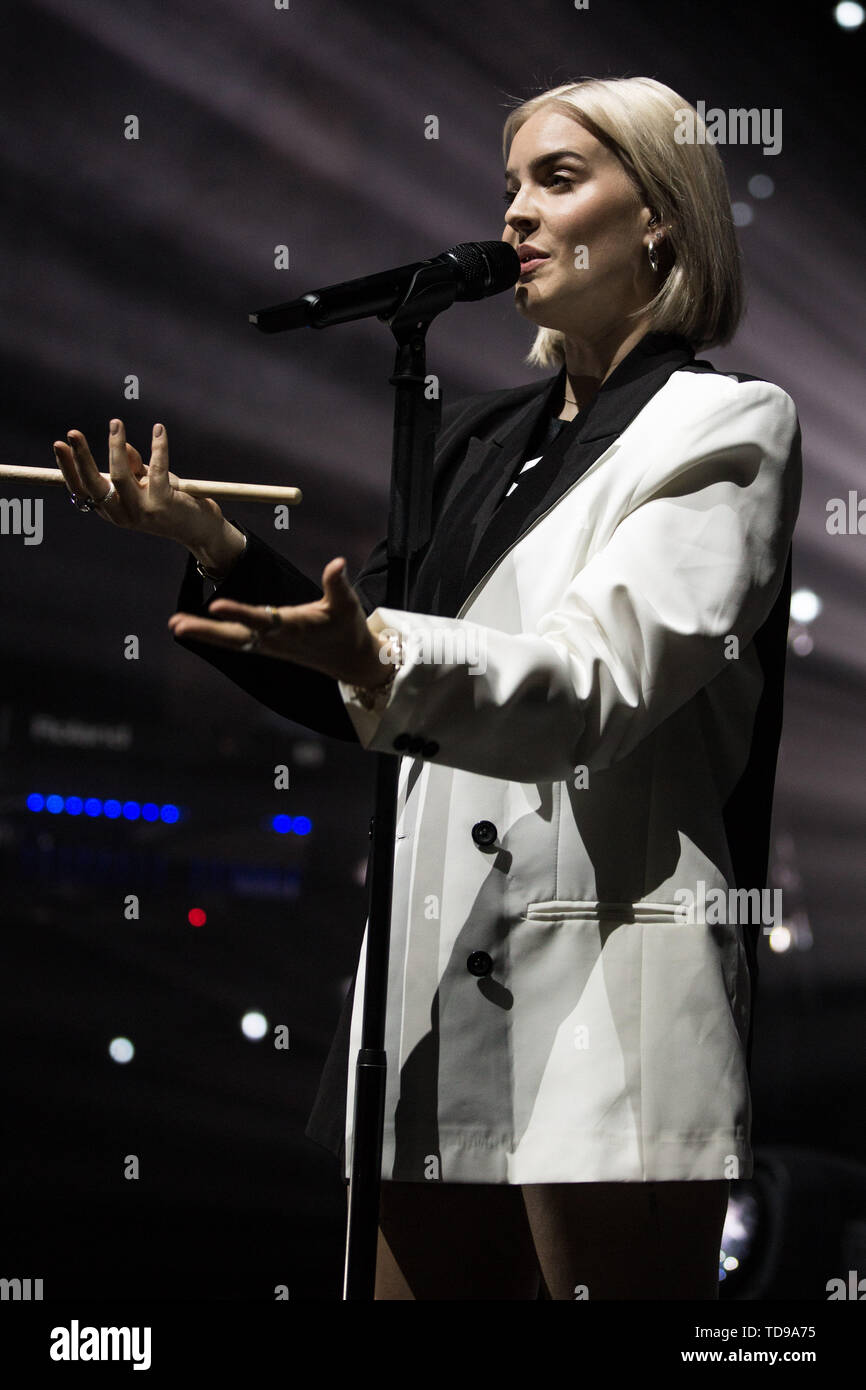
(1, 0, 864, 1303)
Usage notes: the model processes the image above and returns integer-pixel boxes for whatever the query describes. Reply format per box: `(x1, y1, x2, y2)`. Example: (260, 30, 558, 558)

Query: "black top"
(503, 414, 570, 498)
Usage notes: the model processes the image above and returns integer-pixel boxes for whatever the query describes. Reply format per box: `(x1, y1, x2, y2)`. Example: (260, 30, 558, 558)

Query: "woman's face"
(501, 107, 657, 341)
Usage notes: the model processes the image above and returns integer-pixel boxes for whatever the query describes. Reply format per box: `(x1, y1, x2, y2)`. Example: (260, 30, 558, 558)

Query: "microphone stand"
(341, 265, 452, 1299)
(252, 262, 455, 1299)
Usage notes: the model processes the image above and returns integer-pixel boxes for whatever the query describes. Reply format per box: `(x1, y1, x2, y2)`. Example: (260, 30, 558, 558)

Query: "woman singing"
(53, 77, 802, 1300)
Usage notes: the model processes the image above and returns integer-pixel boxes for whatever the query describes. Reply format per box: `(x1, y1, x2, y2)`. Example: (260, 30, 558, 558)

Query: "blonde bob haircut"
(502, 77, 744, 367)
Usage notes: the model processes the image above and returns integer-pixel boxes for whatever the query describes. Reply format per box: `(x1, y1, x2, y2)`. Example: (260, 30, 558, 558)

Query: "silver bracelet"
(349, 636, 403, 709)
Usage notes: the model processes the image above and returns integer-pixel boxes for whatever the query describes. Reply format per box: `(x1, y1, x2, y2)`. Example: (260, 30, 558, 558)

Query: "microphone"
(249, 240, 521, 332)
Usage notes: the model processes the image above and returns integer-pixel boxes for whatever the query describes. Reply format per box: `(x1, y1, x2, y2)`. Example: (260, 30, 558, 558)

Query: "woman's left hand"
(167, 556, 392, 687)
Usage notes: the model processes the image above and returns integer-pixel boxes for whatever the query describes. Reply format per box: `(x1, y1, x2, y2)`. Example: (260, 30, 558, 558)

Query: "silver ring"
(94, 480, 118, 507)
(240, 630, 262, 653)
(263, 604, 283, 633)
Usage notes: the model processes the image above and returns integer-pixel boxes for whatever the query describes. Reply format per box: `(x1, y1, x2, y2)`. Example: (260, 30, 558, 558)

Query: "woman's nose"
(504, 198, 538, 236)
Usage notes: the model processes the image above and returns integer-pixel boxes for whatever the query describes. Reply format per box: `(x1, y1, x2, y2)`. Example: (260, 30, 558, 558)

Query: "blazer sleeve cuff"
(336, 609, 422, 750)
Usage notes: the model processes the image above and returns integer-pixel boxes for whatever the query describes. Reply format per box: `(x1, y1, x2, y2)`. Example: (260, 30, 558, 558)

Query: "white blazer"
(334, 338, 802, 1185)
(174, 332, 802, 1186)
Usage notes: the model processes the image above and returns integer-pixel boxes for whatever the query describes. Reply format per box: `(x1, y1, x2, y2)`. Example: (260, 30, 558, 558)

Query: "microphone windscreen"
(442, 241, 522, 300)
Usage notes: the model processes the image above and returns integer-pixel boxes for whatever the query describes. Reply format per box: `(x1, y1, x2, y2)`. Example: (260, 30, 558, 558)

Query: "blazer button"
(392, 733, 412, 751)
(471, 820, 498, 847)
(466, 951, 493, 977)
(406, 735, 425, 755)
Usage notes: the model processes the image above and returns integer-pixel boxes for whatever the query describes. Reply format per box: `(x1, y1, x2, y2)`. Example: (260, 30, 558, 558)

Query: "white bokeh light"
(790, 588, 822, 624)
(109, 1036, 135, 1064)
(834, 2, 865, 29)
(241, 1010, 268, 1040)
(769, 924, 793, 954)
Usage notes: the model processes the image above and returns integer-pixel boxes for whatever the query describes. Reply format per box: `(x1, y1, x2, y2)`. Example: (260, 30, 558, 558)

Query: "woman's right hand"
(52, 418, 225, 549)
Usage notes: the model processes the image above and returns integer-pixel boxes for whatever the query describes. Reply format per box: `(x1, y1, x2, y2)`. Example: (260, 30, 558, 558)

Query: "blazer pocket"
(523, 899, 686, 924)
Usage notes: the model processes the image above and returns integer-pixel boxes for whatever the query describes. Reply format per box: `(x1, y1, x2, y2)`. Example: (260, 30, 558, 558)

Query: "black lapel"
(454, 332, 697, 613)
(409, 369, 564, 617)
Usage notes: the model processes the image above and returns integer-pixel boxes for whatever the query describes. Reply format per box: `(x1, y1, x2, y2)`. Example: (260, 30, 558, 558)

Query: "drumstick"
(0, 465, 302, 505)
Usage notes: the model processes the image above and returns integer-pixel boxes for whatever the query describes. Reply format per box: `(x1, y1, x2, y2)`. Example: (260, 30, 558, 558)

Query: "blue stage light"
(26, 791, 182, 824)
(293, 816, 312, 836)
(272, 814, 293, 834)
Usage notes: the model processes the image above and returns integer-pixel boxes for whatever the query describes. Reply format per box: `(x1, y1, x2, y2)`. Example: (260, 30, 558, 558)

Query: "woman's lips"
(518, 257, 549, 278)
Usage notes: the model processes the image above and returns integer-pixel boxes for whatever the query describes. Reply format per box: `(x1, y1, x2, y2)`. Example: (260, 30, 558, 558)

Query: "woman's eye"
(502, 174, 572, 204)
